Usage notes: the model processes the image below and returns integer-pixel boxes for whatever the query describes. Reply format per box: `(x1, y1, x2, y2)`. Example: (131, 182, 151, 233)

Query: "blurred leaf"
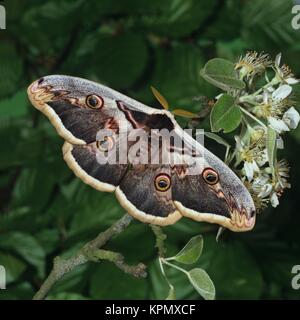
(4, 0, 27, 22)
(90, 34, 148, 89)
(22, 0, 84, 34)
(242, 0, 300, 51)
(202, 237, 264, 299)
(172, 109, 200, 118)
(109, 223, 155, 263)
(90, 261, 147, 299)
(11, 163, 56, 211)
(85, 0, 163, 16)
(0, 90, 28, 119)
(35, 229, 60, 255)
(210, 94, 242, 133)
(0, 251, 26, 283)
(204, 0, 244, 42)
(204, 132, 231, 148)
(152, 44, 214, 112)
(151, 86, 169, 110)
(0, 232, 45, 277)
(187, 268, 215, 300)
(69, 187, 124, 235)
(200, 58, 245, 91)
(0, 119, 63, 170)
(165, 286, 176, 300)
(0, 282, 34, 300)
(142, 0, 217, 38)
(0, 43, 23, 98)
(170, 235, 203, 265)
(47, 292, 89, 300)
(165, 219, 213, 244)
(0, 120, 29, 169)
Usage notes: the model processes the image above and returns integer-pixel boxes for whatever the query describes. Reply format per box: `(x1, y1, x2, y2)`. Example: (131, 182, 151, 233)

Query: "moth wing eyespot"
(86, 94, 104, 109)
(96, 136, 115, 152)
(202, 168, 219, 185)
(154, 173, 171, 192)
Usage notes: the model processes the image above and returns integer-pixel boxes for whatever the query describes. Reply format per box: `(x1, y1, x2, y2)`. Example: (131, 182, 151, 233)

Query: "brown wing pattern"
(27, 75, 256, 231)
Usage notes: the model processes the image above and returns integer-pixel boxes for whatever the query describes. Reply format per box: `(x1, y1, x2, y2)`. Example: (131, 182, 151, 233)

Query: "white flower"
(244, 160, 260, 181)
(251, 174, 279, 208)
(276, 159, 290, 189)
(268, 117, 290, 133)
(235, 129, 269, 181)
(286, 78, 299, 85)
(251, 173, 281, 208)
(259, 185, 273, 198)
(234, 135, 248, 164)
(254, 86, 294, 120)
(274, 53, 281, 67)
(272, 84, 292, 101)
(256, 149, 268, 166)
(282, 107, 300, 129)
(270, 192, 279, 207)
(247, 125, 265, 143)
(277, 159, 289, 177)
(268, 107, 300, 133)
(252, 174, 272, 197)
(276, 136, 284, 149)
(235, 51, 272, 79)
(274, 53, 299, 85)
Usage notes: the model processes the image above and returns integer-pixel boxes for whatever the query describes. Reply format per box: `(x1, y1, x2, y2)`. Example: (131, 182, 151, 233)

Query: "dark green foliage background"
(0, 0, 300, 300)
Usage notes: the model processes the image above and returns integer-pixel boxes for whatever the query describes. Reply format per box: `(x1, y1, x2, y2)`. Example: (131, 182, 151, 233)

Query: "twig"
(50, 26, 80, 73)
(151, 225, 167, 257)
(240, 106, 267, 129)
(33, 214, 146, 300)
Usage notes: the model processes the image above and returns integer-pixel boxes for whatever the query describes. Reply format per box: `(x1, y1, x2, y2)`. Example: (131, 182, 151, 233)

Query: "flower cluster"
(233, 52, 299, 210)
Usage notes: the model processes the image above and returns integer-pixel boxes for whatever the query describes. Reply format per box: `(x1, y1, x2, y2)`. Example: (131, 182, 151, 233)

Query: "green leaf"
(142, 0, 218, 38)
(11, 164, 57, 211)
(149, 260, 198, 300)
(170, 235, 203, 264)
(0, 251, 27, 284)
(69, 188, 125, 235)
(165, 286, 176, 300)
(200, 58, 245, 91)
(0, 232, 46, 277)
(0, 43, 23, 98)
(90, 261, 147, 299)
(151, 44, 215, 112)
(202, 236, 264, 299)
(210, 94, 242, 133)
(204, 132, 231, 148)
(91, 34, 148, 89)
(242, 0, 300, 51)
(47, 292, 89, 300)
(35, 229, 60, 255)
(266, 127, 277, 177)
(0, 282, 34, 300)
(0, 90, 28, 119)
(187, 268, 215, 300)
